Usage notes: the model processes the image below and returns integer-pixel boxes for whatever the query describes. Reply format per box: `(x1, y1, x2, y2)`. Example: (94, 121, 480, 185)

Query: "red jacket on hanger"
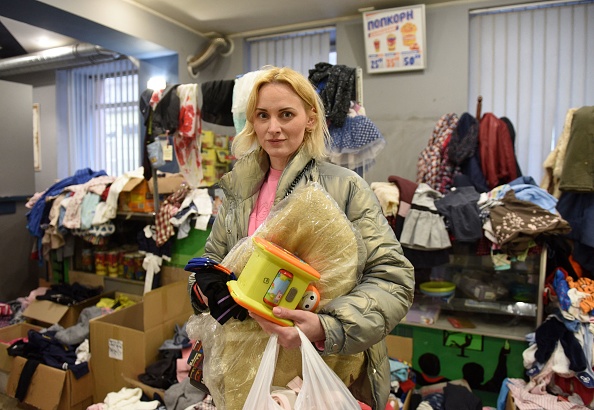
(479, 113, 518, 189)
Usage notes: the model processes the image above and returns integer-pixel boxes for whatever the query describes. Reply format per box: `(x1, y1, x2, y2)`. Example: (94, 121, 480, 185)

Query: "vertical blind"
(246, 28, 333, 75)
(57, 59, 140, 177)
(468, 1, 594, 183)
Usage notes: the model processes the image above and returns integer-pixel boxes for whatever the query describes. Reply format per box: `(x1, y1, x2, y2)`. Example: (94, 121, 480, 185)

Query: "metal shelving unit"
(402, 246, 547, 342)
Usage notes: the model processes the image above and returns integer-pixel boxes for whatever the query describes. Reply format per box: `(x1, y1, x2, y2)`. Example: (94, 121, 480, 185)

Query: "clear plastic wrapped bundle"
(186, 182, 366, 409)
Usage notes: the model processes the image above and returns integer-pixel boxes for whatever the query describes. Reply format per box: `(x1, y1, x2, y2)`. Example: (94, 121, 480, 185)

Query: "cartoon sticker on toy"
(263, 269, 293, 307)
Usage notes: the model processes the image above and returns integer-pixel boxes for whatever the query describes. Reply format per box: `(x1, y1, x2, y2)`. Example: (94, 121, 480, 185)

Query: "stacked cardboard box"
(386, 335, 413, 410)
(118, 172, 186, 213)
(89, 280, 192, 402)
(7, 356, 94, 410)
(22, 286, 142, 329)
(3, 317, 94, 409)
(201, 130, 233, 185)
(0, 323, 42, 373)
(22, 292, 105, 328)
(3, 289, 141, 409)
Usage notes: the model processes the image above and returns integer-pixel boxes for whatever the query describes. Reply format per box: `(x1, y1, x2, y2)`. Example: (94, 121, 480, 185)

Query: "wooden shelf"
(116, 211, 155, 220)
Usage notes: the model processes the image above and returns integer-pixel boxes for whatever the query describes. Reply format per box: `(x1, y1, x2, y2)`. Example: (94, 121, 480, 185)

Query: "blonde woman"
(188, 66, 414, 409)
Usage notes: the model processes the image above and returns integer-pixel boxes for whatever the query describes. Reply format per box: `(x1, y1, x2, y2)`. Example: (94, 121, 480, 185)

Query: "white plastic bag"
(243, 327, 361, 410)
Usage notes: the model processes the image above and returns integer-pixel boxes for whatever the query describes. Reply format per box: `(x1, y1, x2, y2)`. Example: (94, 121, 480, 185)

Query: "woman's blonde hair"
(231, 66, 330, 160)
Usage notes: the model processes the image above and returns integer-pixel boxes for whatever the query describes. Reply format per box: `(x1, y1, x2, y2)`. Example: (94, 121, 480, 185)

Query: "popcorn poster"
(362, 4, 426, 73)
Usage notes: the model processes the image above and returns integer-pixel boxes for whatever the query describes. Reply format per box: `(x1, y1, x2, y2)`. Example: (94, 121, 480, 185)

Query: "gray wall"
(337, 2, 474, 182)
(0, 80, 40, 301)
(0, 80, 34, 196)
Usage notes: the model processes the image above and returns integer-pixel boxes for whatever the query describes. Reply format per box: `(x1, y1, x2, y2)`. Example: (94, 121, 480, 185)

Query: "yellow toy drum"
(227, 236, 321, 326)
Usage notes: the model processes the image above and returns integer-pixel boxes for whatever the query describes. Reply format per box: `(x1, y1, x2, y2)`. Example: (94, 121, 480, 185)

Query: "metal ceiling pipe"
(187, 36, 233, 78)
(0, 43, 121, 77)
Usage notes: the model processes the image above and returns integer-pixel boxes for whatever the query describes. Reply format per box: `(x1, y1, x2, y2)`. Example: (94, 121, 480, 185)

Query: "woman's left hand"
(250, 307, 325, 349)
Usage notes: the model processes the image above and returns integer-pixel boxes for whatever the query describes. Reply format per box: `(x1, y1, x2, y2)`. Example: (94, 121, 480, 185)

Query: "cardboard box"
(68, 270, 145, 296)
(385, 335, 413, 363)
(161, 265, 191, 285)
(0, 368, 8, 395)
(402, 390, 412, 410)
(386, 335, 413, 410)
(506, 391, 517, 410)
(22, 286, 143, 329)
(118, 173, 186, 213)
(0, 323, 43, 373)
(147, 172, 186, 195)
(23, 291, 105, 328)
(89, 281, 192, 402)
(6, 355, 93, 410)
(118, 178, 155, 213)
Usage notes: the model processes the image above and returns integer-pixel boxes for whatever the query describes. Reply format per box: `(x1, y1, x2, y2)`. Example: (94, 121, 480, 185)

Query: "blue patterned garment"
(329, 115, 384, 151)
(328, 115, 386, 174)
(553, 268, 572, 311)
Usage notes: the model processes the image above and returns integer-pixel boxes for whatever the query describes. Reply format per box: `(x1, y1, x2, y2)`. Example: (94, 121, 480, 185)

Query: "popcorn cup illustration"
(387, 33, 396, 51)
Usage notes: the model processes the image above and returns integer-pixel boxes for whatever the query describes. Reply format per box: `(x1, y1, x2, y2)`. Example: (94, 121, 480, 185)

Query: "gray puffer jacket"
(189, 147, 414, 409)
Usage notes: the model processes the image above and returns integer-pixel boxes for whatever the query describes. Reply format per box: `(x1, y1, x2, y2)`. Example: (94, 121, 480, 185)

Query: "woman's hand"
(250, 307, 325, 349)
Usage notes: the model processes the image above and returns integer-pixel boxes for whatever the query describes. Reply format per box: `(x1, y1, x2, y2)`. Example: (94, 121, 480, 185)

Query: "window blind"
(468, 1, 594, 182)
(246, 28, 334, 75)
(57, 59, 140, 177)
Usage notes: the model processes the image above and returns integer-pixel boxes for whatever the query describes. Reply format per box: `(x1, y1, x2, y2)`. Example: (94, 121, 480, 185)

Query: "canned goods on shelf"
(81, 248, 94, 272)
(106, 250, 120, 277)
(133, 253, 146, 281)
(94, 250, 107, 276)
(122, 252, 138, 280)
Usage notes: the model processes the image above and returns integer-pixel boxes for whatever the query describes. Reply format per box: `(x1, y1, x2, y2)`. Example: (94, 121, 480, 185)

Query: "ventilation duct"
(0, 43, 121, 77)
(187, 36, 233, 78)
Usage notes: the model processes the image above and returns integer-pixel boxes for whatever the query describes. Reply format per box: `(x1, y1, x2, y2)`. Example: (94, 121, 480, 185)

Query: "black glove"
(185, 258, 247, 324)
